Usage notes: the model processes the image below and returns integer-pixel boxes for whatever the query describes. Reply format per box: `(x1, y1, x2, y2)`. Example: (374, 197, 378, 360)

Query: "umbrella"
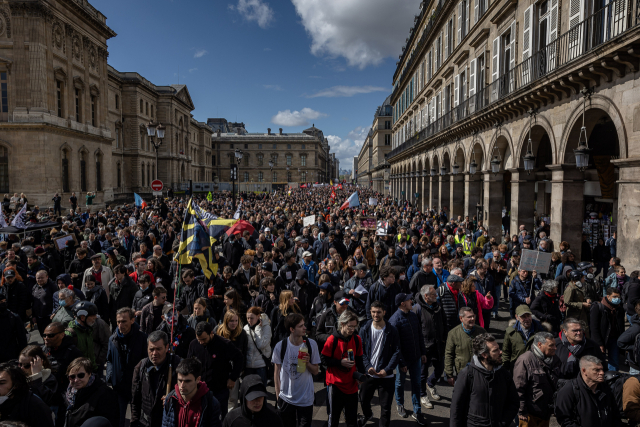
(225, 220, 255, 237)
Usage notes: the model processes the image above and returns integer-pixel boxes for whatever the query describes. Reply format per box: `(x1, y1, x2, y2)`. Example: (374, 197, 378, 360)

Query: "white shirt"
(272, 337, 321, 407)
(369, 324, 394, 378)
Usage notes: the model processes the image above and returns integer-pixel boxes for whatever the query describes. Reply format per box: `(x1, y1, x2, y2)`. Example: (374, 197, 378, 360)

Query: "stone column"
(465, 173, 483, 219)
(450, 174, 465, 220)
(613, 159, 640, 268)
(510, 169, 536, 236)
(483, 172, 504, 238)
(439, 174, 450, 214)
(422, 173, 428, 212)
(549, 165, 585, 260)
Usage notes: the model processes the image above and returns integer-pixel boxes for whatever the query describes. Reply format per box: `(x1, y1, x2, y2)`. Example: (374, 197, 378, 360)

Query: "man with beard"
(450, 333, 519, 427)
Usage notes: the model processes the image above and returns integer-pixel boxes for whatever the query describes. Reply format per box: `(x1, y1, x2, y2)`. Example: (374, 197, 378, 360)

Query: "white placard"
(520, 249, 552, 273)
(369, 198, 378, 206)
(303, 215, 316, 227)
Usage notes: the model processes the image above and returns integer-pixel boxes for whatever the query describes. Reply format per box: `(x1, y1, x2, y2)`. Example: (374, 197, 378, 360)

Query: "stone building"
(210, 120, 332, 186)
(388, 0, 640, 266)
(357, 95, 393, 194)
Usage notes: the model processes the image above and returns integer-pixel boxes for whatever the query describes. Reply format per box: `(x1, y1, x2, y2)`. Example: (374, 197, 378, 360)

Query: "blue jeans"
(395, 358, 422, 414)
(117, 394, 129, 427)
(606, 337, 620, 371)
(493, 286, 501, 314)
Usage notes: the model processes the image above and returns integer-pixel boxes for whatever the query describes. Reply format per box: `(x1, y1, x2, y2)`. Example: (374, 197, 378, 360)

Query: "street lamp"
(523, 109, 536, 174)
(430, 167, 436, 176)
(440, 165, 447, 176)
(574, 88, 593, 171)
(146, 121, 165, 181)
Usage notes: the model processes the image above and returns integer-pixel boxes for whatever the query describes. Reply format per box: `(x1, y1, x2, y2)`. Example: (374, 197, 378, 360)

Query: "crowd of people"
(0, 185, 635, 427)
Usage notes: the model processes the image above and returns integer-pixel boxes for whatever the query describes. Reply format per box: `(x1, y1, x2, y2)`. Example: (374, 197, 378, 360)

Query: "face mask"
(611, 297, 621, 305)
(399, 274, 406, 281)
(58, 299, 67, 307)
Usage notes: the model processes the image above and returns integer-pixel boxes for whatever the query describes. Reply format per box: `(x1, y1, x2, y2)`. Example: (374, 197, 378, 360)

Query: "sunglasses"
(18, 362, 31, 369)
(67, 372, 87, 381)
(41, 332, 62, 338)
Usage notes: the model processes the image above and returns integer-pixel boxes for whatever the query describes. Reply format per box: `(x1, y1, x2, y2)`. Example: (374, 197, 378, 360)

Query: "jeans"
(213, 388, 230, 419)
(117, 394, 130, 427)
(421, 347, 444, 393)
(482, 309, 492, 330)
(278, 400, 313, 427)
(395, 358, 422, 414)
(327, 384, 358, 427)
(360, 377, 395, 427)
(606, 337, 620, 371)
(493, 286, 502, 314)
(244, 367, 267, 385)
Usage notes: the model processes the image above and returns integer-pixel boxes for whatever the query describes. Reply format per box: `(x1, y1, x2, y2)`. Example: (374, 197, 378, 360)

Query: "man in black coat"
(31, 270, 59, 335)
(3, 268, 30, 321)
(108, 265, 138, 329)
(408, 257, 437, 295)
(223, 234, 244, 270)
(450, 333, 519, 427)
(555, 355, 622, 427)
(590, 287, 625, 372)
(530, 280, 563, 333)
(187, 321, 244, 419)
(223, 374, 283, 427)
(41, 321, 83, 398)
(555, 318, 606, 379)
(0, 285, 28, 363)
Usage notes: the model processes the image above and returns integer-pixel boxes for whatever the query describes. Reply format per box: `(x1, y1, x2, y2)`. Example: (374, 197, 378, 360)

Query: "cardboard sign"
(369, 198, 378, 206)
(54, 234, 78, 251)
(358, 217, 377, 229)
(376, 220, 389, 236)
(520, 249, 553, 273)
(303, 215, 316, 227)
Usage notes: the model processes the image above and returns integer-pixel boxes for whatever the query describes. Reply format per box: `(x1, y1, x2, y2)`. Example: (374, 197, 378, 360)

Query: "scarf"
(531, 343, 555, 366)
(66, 374, 96, 411)
(462, 324, 474, 335)
(516, 321, 536, 344)
(447, 284, 459, 304)
(617, 275, 626, 289)
(560, 331, 585, 368)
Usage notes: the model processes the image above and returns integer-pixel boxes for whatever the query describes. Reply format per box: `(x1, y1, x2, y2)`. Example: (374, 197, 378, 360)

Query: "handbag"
(249, 326, 272, 366)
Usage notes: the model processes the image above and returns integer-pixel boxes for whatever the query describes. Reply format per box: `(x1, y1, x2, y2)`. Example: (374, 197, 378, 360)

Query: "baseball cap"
(302, 251, 313, 258)
(261, 262, 273, 271)
(395, 292, 412, 306)
(515, 305, 532, 317)
(353, 264, 368, 271)
(3, 269, 15, 278)
(334, 290, 349, 305)
(319, 282, 334, 293)
(447, 274, 463, 283)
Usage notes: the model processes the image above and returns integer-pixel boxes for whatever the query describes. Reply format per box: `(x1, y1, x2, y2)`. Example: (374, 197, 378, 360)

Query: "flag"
(193, 203, 217, 221)
(340, 191, 360, 210)
(330, 179, 333, 185)
(206, 192, 213, 201)
(11, 204, 27, 228)
(330, 188, 336, 200)
(134, 193, 147, 209)
(174, 198, 217, 278)
(0, 212, 7, 228)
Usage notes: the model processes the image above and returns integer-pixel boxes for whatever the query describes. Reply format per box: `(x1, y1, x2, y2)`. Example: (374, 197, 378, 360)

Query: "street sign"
(151, 180, 163, 192)
(153, 191, 162, 196)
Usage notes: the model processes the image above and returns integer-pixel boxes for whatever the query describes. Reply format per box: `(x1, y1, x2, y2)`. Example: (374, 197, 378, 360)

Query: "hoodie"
(162, 381, 221, 427)
(222, 375, 282, 427)
(406, 254, 420, 281)
(175, 381, 209, 427)
(55, 273, 85, 307)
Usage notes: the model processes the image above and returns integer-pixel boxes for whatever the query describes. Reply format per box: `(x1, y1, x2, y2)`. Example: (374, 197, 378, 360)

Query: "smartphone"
(348, 349, 354, 362)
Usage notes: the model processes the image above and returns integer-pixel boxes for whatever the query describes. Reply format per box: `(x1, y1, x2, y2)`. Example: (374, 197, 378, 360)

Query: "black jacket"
(625, 277, 640, 317)
(187, 334, 244, 394)
(0, 389, 54, 427)
(131, 354, 181, 427)
(617, 314, 640, 370)
(555, 373, 622, 427)
(408, 269, 437, 295)
(438, 283, 461, 336)
(0, 308, 28, 363)
(64, 378, 120, 427)
(359, 320, 401, 376)
(555, 336, 606, 379)
(530, 292, 563, 332)
(84, 284, 109, 322)
(42, 335, 83, 392)
(590, 300, 625, 348)
(174, 279, 206, 313)
(414, 294, 446, 351)
(106, 323, 148, 398)
(450, 357, 520, 427)
(5, 280, 30, 321)
(222, 375, 283, 427)
(108, 275, 138, 326)
(67, 257, 92, 288)
(133, 285, 155, 319)
(31, 278, 58, 318)
(156, 316, 196, 359)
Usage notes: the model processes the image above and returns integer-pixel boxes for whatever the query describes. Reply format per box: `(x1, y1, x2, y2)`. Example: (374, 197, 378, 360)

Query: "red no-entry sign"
(151, 180, 163, 191)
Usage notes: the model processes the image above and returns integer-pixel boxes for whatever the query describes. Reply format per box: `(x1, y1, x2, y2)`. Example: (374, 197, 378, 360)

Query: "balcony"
(388, 0, 638, 160)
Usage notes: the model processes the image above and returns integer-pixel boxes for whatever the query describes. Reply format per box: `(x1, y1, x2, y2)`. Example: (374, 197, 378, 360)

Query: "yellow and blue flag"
(174, 198, 217, 278)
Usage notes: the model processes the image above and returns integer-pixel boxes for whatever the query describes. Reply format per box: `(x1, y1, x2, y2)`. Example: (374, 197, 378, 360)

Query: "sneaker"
(397, 405, 408, 418)
(358, 414, 373, 427)
(491, 312, 497, 319)
(411, 413, 428, 426)
(426, 385, 441, 401)
(420, 396, 433, 409)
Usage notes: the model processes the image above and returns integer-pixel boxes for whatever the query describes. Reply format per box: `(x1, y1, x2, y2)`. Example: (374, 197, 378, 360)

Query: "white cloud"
(327, 125, 371, 167)
(291, 0, 421, 68)
(263, 84, 283, 91)
(193, 49, 207, 58)
(230, 0, 274, 29)
(271, 108, 327, 127)
(189, 68, 198, 73)
(307, 85, 387, 98)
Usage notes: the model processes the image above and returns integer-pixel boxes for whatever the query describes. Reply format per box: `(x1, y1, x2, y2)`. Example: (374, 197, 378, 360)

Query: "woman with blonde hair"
(270, 290, 300, 345)
(215, 309, 248, 358)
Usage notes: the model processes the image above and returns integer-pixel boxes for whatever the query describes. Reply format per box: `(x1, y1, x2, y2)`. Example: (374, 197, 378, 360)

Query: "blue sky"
(93, 0, 421, 170)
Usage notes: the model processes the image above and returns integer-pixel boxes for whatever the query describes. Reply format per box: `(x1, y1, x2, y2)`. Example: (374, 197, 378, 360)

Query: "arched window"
(287, 144, 291, 149)
(286, 155, 292, 166)
(117, 163, 121, 188)
(301, 155, 307, 167)
(95, 154, 102, 191)
(257, 154, 263, 166)
(62, 149, 70, 193)
(258, 172, 263, 182)
(80, 152, 87, 192)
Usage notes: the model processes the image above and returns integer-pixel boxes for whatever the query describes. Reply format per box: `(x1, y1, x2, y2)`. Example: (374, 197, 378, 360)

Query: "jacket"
(531, 292, 563, 332)
(84, 284, 109, 321)
(186, 334, 244, 394)
(438, 283, 461, 335)
(31, 278, 58, 318)
(42, 334, 83, 390)
(444, 324, 487, 377)
(161, 382, 221, 427)
(81, 265, 114, 300)
(66, 319, 97, 369)
(359, 319, 400, 375)
(106, 323, 148, 397)
(555, 334, 605, 379)
(618, 314, 640, 370)
(389, 307, 426, 365)
(131, 354, 182, 427)
(0, 389, 54, 427)
(301, 260, 319, 286)
(513, 350, 562, 420)
(604, 272, 629, 295)
(244, 313, 272, 369)
(450, 355, 519, 427)
(140, 302, 163, 336)
(459, 291, 494, 328)
(64, 378, 120, 427)
(157, 316, 196, 359)
(623, 375, 640, 423)
(108, 275, 138, 326)
(26, 368, 58, 406)
(4, 280, 29, 321)
(625, 277, 640, 317)
(92, 317, 110, 368)
(509, 276, 542, 307)
(406, 254, 421, 281)
(175, 279, 207, 313)
(563, 282, 591, 326)
(413, 294, 446, 351)
(222, 375, 283, 427)
(343, 273, 373, 316)
(365, 279, 401, 320)
(0, 308, 28, 363)
(408, 268, 437, 295)
(555, 372, 622, 427)
(502, 320, 544, 371)
(590, 299, 625, 347)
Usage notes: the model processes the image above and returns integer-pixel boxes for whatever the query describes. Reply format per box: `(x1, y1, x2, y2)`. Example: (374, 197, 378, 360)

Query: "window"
(145, 102, 149, 116)
(458, 0, 469, 42)
(56, 81, 63, 118)
(446, 18, 453, 58)
(151, 105, 154, 117)
(91, 96, 96, 126)
(286, 155, 292, 166)
(62, 151, 69, 193)
(287, 144, 291, 149)
(258, 144, 262, 149)
(244, 172, 249, 182)
(80, 157, 87, 191)
(301, 171, 307, 182)
(257, 154, 263, 166)
(117, 163, 121, 188)
(96, 158, 102, 191)
(115, 94, 119, 110)
(212, 155, 216, 166)
(385, 134, 391, 145)
(271, 154, 277, 166)
(244, 144, 248, 149)
(258, 172, 263, 182)
(229, 154, 234, 165)
(272, 172, 277, 182)
(244, 156, 249, 167)
(115, 129, 119, 148)
(301, 144, 305, 149)
(385, 121, 391, 129)
(75, 89, 81, 122)
(230, 144, 234, 149)
(287, 172, 292, 182)
(301, 155, 306, 167)
(140, 99, 143, 113)
(272, 144, 277, 149)
(141, 164, 145, 187)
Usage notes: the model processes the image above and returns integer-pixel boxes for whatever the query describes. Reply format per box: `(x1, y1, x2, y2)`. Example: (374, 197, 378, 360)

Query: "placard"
(376, 220, 389, 236)
(303, 215, 316, 227)
(520, 249, 552, 273)
(369, 198, 378, 206)
(358, 217, 377, 229)
(53, 234, 78, 251)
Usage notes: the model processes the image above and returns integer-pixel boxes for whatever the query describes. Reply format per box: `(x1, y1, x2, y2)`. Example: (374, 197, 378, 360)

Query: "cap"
(302, 251, 313, 258)
(34, 246, 45, 255)
(395, 292, 412, 306)
(261, 262, 273, 271)
(3, 269, 15, 278)
(105, 247, 116, 255)
(295, 269, 308, 281)
(294, 236, 303, 242)
(447, 274, 463, 283)
(353, 263, 368, 271)
(515, 305, 532, 317)
(245, 389, 268, 402)
(264, 227, 271, 232)
(361, 237, 369, 242)
(90, 254, 102, 260)
(300, 238, 308, 244)
(319, 282, 334, 293)
(334, 290, 346, 302)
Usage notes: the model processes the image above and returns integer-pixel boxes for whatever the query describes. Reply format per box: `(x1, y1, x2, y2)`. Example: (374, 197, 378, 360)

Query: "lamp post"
(146, 121, 166, 181)
(233, 149, 243, 209)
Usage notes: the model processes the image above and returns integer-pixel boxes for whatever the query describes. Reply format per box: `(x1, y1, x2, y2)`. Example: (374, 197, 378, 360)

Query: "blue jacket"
(106, 323, 148, 396)
(359, 320, 401, 375)
(389, 308, 427, 365)
(433, 268, 450, 288)
(366, 279, 402, 320)
(407, 254, 420, 281)
(313, 238, 324, 257)
(509, 276, 542, 307)
(161, 386, 221, 427)
(606, 237, 617, 258)
(301, 260, 319, 286)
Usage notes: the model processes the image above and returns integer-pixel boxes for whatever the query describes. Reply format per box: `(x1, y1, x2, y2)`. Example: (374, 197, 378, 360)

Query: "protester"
(590, 287, 625, 371)
(555, 318, 605, 378)
(501, 305, 545, 371)
(0, 362, 55, 427)
(223, 374, 282, 427)
(444, 307, 487, 384)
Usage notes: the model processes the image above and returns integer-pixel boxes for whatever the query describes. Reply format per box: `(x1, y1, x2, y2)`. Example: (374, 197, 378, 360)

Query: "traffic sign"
(151, 180, 163, 192)
(153, 191, 162, 196)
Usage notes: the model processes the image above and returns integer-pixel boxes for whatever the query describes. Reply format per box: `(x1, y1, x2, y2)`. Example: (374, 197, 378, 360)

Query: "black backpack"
(279, 337, 314, 362)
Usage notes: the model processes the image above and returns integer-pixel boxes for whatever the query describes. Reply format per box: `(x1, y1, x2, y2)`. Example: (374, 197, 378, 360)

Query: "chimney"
(279, 128, 283, 135)
(268, 128, 271, 135)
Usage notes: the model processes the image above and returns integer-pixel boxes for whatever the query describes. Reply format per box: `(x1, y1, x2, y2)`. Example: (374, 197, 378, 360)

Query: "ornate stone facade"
(357, 95, 393, 194)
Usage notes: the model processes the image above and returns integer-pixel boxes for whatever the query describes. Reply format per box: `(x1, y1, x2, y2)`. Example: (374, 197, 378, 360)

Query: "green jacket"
(501, 321, 542, 371)
(51, 306, 74, 325)
(444, 324, 487, 377)
(563, 282, 590, 326)
(66, 320, 96, 370)
(476, 235, 488, 249)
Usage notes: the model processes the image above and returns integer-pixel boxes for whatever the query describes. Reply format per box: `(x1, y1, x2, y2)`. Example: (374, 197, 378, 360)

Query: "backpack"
(279, 337, 314, 362)
(323, 333, 362, 370)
